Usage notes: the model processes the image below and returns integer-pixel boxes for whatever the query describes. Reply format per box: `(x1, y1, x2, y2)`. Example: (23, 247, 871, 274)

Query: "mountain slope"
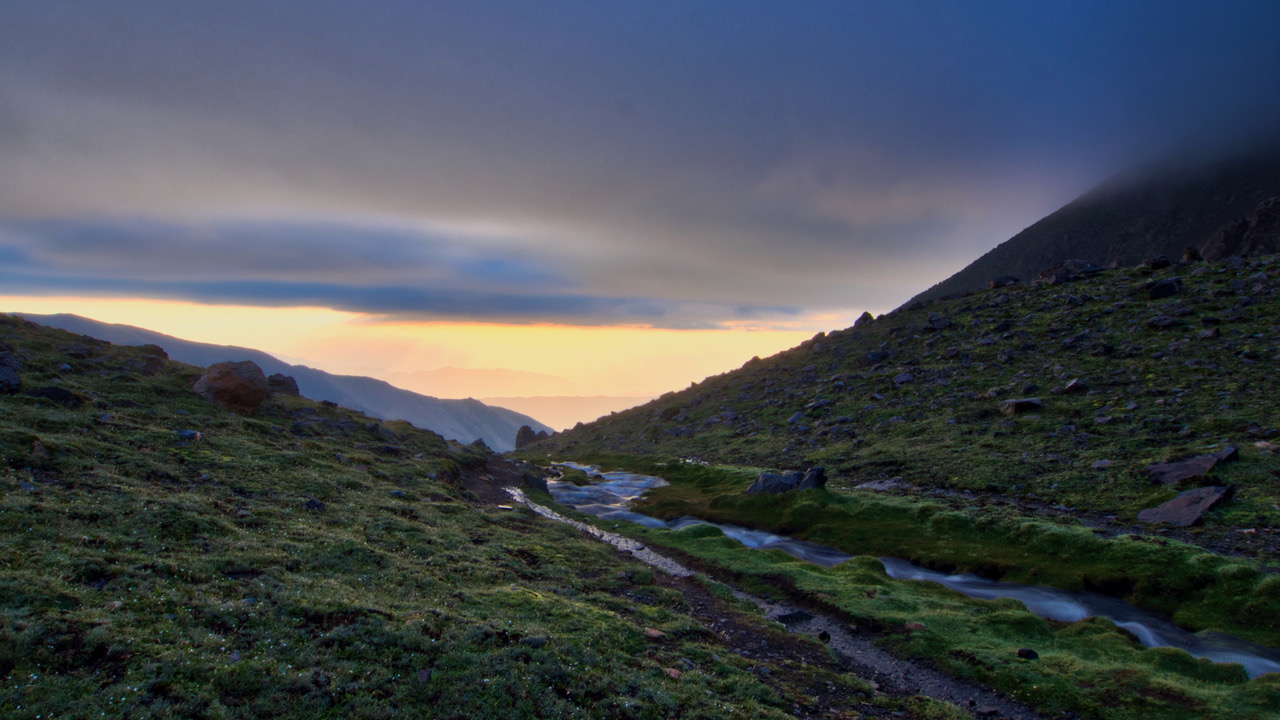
(524, 253, 1280, 556)
(0, 314, 880, 718)
(18, 313, 551, 452)
(906, 150, 1280, 306)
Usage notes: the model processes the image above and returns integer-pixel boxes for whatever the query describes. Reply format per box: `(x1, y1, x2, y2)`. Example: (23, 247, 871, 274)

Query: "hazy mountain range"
(19, 313, 552, 452)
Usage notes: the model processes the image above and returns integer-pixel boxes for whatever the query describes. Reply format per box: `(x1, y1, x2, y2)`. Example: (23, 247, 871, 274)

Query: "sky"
(3, 1, 1280, 417)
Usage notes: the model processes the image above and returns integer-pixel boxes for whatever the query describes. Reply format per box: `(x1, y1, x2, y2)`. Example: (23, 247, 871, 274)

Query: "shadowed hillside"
(906, 150, 1280, 306)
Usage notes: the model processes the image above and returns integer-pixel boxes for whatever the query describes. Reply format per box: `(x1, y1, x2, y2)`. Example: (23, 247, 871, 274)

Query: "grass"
(527, 463, 1280, 719)
(1, 314, 919, 719)
(523, 254, 1280, 548)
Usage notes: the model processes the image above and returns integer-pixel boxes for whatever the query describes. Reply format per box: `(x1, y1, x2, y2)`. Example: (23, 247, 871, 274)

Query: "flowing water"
(549, 463, 1280, 678)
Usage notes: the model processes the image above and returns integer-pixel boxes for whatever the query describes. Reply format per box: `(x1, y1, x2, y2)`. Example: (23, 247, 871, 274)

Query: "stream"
(549, 463, 1280, 679)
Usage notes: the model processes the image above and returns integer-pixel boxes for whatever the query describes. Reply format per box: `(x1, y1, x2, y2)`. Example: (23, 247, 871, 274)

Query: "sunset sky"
(3, 2, 1280, 414)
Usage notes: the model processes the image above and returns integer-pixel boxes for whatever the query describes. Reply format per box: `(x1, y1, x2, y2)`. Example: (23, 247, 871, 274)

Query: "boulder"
(1146, 277, 1183, 300)
(989, 274, 1019, 289)
(998, 397, 1042, 416)
(856, 477, 911, 492)
(1137, 486, 1231, 527)
(0, 366, 19, 394)
(192, 361, 269, 415)
(1146, 447, 1237, 485)
(267, 373, 300, 396)
(746, 467, 826, 495)
(26, 386, 84, 409)
(854, 311, 875, 327)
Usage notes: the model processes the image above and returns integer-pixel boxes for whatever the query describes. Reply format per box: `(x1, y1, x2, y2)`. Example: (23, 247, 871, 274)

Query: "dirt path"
(505, 485, 1053, 720)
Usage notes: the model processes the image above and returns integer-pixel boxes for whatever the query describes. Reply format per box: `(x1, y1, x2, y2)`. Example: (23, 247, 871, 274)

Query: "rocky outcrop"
(1199, 197, 1280, 260)
(514, 424, 551, 450)
(267, 373, 300, 396)
(192, 361, 270, 415)
(1137, 486, 1231, 526)
(746, 467, 827, 495)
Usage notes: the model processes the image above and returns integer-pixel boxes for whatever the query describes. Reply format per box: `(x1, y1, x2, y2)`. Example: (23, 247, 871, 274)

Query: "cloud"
(0, 217, 804, 327)
(2, 2, 1279, 318)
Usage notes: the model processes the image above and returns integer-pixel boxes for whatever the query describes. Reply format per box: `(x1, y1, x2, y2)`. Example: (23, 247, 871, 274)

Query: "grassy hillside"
(0, 314, 911, 719)
(528, 254, 1280, 544)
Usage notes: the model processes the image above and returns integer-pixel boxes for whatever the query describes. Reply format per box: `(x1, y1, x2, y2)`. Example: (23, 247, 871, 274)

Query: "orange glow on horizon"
(1, 295, 838, 396)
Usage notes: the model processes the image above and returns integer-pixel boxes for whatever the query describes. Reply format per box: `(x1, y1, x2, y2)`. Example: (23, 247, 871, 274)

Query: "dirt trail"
(506, 486, 1053, 720)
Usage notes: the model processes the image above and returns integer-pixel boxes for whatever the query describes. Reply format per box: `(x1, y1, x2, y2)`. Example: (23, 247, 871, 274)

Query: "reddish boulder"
(192, 361, 269, 415)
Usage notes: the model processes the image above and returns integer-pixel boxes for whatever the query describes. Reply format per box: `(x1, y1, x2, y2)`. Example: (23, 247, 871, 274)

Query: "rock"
(856, 477, 911, 492)
(1137, 486, 1231, 527)
(864, 350, 891, 365)
(746, 467, 826, 495)
(267, 373, 300, 396)
(514, 425, 542, 449)
(0, 366, 20, 394)
(1146, 447, 1238, 485)
(126, 345, 169, 375)
(776, 610, 814, 625)
(1199, 197, 1280, 260)
(1092, 459, 1112, 469)
(904, 622, 927, 632)
(989, 274, 1019, 289)
(304, 498, 326, 512)
(1182, 247, 1203, 262)
(797, 467, 827, 491)
(893, 373, 915, 385)
(1017, 648, 1039, 660)
(1199, 327, 1221, 339)
(854, 311, 875, 327)
(787, 412, 806, 424)
(1143, 255, 1172, 269)
(175, 430, 204, 442)
(1146, 277, 1183, 300)
(1147, 315, 1177, 329)
(26, 386, 84, 409)
(999, 397, 1042, 416)
(192, 361, 269, 415)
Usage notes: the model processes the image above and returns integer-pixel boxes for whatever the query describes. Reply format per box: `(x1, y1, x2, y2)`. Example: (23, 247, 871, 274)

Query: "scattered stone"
(1091, 459, 1112, 469)
(1144, 255, 1172, 269)
(856, 477, 911, 492)
(893, 373, 915, 385)
(266, 373, 300, 396)
(664, 668, 681, 680)
(990, 274, 1019, 288)
(1146, 447, 1238, 485)
(1147, 315, 1177, 329)
(1182, 247, 1203, 262)
(1137, 486, 1231, 527)
(304, 498, 326, 512)
(192, 361, 269, 415)
(520, 636, 548, 648)
(999, 398, 1042, 416)
(417, 669, 433, 683)
(1017, 648, 1039, 660)
(904, 622, 927, 632)
(175, 430, 204, 442)
(1199, 328, 1221, 339)
(644, 627, 667, 639)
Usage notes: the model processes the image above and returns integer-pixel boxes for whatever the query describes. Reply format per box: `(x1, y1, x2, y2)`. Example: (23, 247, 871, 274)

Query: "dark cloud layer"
(2, 1, 1278, 320)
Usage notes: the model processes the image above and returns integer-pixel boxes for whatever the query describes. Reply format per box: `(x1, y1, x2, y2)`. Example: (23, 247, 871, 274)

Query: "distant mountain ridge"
(906, 149, 1280, 307)
(18, 313, 552, 452)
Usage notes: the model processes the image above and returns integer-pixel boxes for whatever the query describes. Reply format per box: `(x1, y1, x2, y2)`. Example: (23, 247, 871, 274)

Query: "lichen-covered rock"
(192, 361, 269, 415)
(746, 467, 826, 495)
